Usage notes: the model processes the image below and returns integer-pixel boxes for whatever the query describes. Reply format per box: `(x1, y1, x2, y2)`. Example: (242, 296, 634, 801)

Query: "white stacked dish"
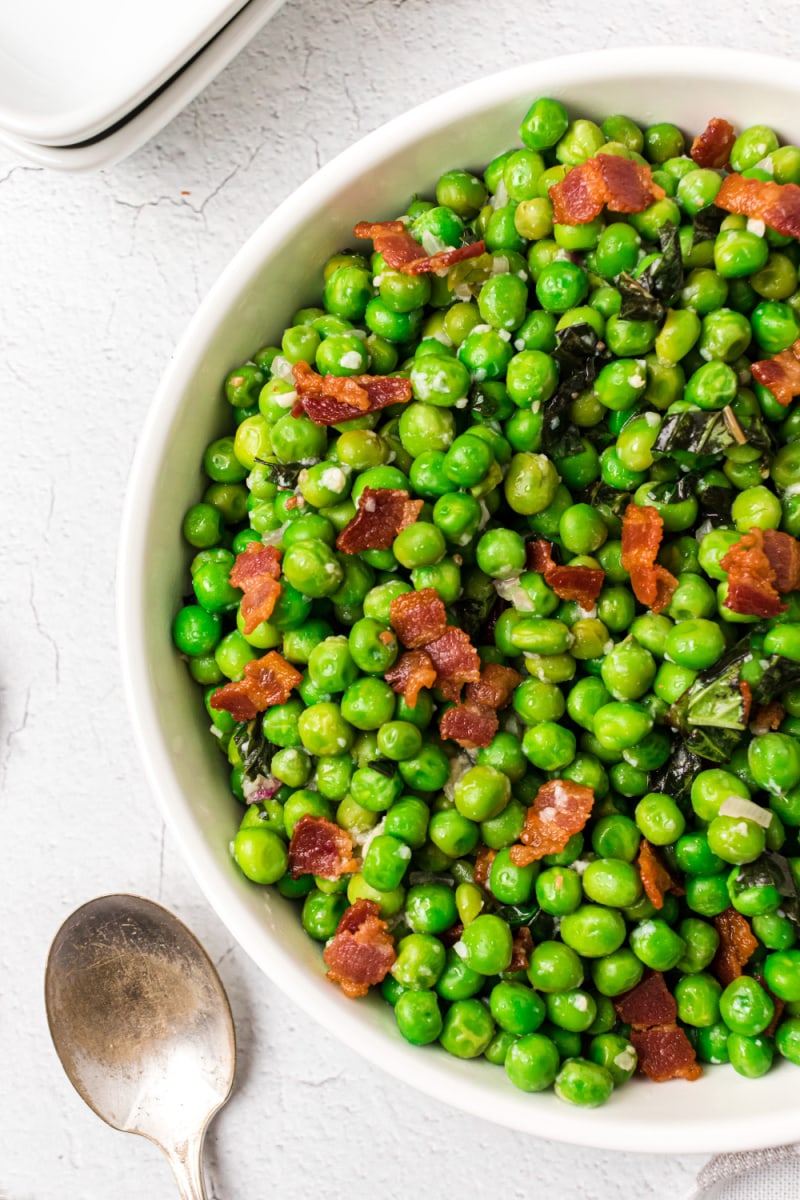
(0, 0, 286, 170)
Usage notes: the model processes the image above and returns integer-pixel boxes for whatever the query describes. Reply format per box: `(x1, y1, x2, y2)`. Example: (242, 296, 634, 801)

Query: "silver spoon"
(45, 894, 236, 1200)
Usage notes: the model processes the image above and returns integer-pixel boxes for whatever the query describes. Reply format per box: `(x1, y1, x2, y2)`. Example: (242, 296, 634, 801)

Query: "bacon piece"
(614, 971, 677, 1029)
(229, 542, 282, 634)
(292, 361, 413, 425)
(632, 1025, 702, 1083)
(754, 973, 785, 1038)
(621, 504, 678, 614)
(720, 527, 786, 618)
(717, 173, 800, 239)
(509, 779, 594, 866)
(439, 921, 464, 949)
(354, 219, 426, 269)
(713, 908, 758, 987)
(751, 339, 800, 408)
(425, 626, 482, 702)
(509, 926, 533, 973)
(740, 680, 754, 727)
(751, 699, 785, 735)
(638, 840, 683, 911)
(550, 154, 665, 225)
(210, 650, 303, 719)
(465, 663, 522, 711)
(389, 587, 448, 649)
(439, 702, 499, 749)
(322, 899, 396, 999)
(384, 649, 436, 708)
(546, 564, 605, 611)
(526, 538, 605, 611)
(690, 117, 735, 169)
(763, 528, 800, 592)
(473, 844, 497, 887)
(399, 240, 486, 276)
(336, 486, 423, 554)
(288, 815, 358, 880)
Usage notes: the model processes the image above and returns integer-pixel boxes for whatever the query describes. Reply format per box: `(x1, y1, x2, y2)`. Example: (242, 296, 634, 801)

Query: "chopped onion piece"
(719, 795, 773, 828)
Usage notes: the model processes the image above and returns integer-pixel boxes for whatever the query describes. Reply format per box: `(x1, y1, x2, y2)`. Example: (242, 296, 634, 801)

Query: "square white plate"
(0, 0, 286, 171)
(0, 0, 250, 145)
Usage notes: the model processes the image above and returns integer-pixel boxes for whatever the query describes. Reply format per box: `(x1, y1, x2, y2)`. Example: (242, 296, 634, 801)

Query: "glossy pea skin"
(582, 858, 642, 908)
(439, 998, 496, 1059)
(560, 905, 627, 958)
(727, 1033, 774, 1079)
(505, 1033, 560, 1092)
(554, 1059, 615, 1108)
(394, 990, 443, 1045)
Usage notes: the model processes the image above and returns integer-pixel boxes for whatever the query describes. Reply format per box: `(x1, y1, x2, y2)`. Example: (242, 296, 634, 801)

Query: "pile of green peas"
(172, 95, 800, 1107)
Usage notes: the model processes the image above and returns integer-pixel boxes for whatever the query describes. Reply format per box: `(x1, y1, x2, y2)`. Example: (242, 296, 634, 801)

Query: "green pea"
(560, 905, 627, 958)
(554, 1058, 614, 1108)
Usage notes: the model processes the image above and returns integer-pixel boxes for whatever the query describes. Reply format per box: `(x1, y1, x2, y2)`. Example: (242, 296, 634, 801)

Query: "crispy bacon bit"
(509, 926, 534, 973)
(322, 899, 396, 999)
(550, 154, 665, 225)
(751, 339, 800, 408)
(509, 779, 594, 866)
(336, 486, 423, 554)
(439, 921, 464, 948)
(713, 908, 758, 987)
(465, 663, 522, 711)
(690, 117, 735, 169)
(763, 528, 800, 592)
(631, 1025, 702, 1083)
(754, 973, 785, 1038)
(425, 626, 482, 702)
(229, 542, 282, 634)
(638, 840, 683, 911)
(353, 219, 425, 269)
(210, 651, 303, 720)
(740, 680, 754, 727)
(288, 815, 358, 880)
(292, 361, 412, 425)
(385, 649, 436, 708)
(439, 702, 499, 749)
(389, 587, 448, 649)
(720, 527, 786, 618)
(293, 358, 369, 409)
(399, 239, 486, 276)
(526, 538, 604, 611)
(751, 699, 785, 735)
(614, 971, 677, 1029)
(621, 504, 678, 614)
(473, 844, 497, 887)
(717, 173, 800, 240)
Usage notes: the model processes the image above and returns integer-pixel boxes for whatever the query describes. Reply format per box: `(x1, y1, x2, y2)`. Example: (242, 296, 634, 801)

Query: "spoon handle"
(165, 1135, 208, 1200)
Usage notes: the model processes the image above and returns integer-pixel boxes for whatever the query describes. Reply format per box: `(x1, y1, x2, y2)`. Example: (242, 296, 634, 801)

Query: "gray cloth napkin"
(689, 1146, 800, 1199)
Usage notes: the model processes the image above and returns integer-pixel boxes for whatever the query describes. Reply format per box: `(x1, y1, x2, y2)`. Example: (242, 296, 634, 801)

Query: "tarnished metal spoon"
(45, 894, 236, 1200)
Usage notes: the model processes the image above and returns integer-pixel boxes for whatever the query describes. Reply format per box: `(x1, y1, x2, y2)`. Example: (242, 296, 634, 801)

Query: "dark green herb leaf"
(469, 381, 502, 421)
(617, 273, 665, 323)
(696, 477, 734, 523)
(450, 595, 493, 640)
(683, 724, 744, 763)
(730, 853, 800, 930)
(648, 742, 704, 806)
(367, 759, 396, 779)
(692, 203, 724, 247)
(543, 323, 608, 458)
(234, 721, 279, 781)
(260, 461, 304, 489)
(654, 410, 738, 457)
(618, 223, 683, 321)
(753, 653, 800, 706)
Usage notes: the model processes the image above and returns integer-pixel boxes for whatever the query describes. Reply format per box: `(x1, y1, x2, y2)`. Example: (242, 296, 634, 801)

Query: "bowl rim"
(119, 45, 800, 1153)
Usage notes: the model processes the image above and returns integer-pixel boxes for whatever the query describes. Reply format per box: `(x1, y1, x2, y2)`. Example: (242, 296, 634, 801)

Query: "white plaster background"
(0, 2, 795, 1196)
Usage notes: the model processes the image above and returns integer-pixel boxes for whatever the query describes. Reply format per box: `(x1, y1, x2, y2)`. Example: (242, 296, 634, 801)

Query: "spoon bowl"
(45, 894, 235, 1199)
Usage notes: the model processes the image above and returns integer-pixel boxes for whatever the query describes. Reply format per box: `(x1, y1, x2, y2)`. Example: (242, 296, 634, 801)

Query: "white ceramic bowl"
(119, 47, 800, 1153)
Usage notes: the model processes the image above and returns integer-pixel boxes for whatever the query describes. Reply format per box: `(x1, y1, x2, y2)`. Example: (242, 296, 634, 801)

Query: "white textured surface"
(1, 3, 793, 1196)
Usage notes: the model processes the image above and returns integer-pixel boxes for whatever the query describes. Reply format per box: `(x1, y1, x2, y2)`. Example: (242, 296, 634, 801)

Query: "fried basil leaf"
(670, 639, 751, 762)
(543, 323, 607, 458)
(261, 461, 305, 489)
(654, 409, 739, 457)
(648, 742, 705, 807)
(692, 203, 725, 247)
(618, 223, 683, 321)
(234, 720, 279, 781)
(753, 653, 800, 706)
